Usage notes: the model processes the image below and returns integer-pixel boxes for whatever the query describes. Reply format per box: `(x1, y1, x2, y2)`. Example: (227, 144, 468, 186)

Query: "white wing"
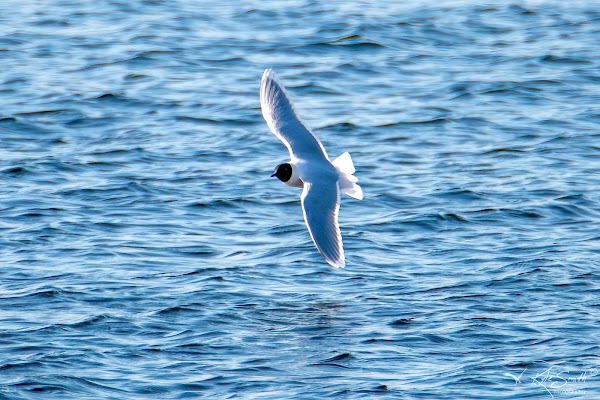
(260, 69, 328, 161)
(301, 180, 345, 268)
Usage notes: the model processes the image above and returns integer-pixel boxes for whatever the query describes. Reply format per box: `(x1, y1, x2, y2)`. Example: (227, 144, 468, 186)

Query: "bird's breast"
(293, 159, 339, 186)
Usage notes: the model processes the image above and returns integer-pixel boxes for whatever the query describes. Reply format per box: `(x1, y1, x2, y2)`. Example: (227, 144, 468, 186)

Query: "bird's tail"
(333, 152, 363, 200)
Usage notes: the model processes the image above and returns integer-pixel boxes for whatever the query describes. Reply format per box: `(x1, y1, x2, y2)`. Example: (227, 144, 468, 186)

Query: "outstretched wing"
(301, 180, 345, 268)
(260, 69, 328, 161)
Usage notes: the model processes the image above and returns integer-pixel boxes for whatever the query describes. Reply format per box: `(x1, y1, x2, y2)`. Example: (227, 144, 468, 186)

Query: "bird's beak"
(271, 173, 276, 177)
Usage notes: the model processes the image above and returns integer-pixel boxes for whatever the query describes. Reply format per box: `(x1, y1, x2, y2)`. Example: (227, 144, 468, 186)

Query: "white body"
(286, 153, 363, 201)
(260, 69, 362, 268)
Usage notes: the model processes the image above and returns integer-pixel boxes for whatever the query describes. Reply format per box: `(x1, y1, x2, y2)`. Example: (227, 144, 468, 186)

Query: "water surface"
(1, 1, 599, 399)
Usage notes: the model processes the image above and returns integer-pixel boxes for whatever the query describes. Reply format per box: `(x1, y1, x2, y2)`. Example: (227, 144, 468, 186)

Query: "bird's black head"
(271, 163, 293, 182)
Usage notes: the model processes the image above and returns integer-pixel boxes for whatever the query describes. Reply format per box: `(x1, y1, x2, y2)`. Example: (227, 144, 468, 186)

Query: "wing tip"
(311, 233, 346, 269)
(262, 68, 294, 98)
(327, 257, 346, 268)
(261, 68, 280, 90)
(262, 68, 275, 80)
(260, 68, 283, 108)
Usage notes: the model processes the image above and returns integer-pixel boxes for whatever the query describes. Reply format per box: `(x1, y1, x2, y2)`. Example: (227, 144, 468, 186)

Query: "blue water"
(1, 1, 599, 399)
